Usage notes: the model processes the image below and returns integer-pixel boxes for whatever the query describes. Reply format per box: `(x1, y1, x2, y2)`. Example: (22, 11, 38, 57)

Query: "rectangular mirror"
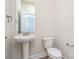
(16, 0, 35, 33)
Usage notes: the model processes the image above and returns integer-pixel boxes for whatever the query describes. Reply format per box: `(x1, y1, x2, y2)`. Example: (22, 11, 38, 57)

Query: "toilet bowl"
(47, 48, 62, 59)
(43, 37, 62, 59)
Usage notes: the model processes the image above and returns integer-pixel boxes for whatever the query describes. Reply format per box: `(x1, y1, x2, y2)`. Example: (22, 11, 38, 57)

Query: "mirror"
(16, 0, 35, 34)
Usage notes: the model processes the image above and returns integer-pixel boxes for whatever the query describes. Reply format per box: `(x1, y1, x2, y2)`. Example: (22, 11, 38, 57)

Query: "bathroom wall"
(55, 0, 74, 59)
(6, 0, 74, 59)
(11, 0, 22, 59)
(20, 0, 56, 56)
(5, 0, 12, 59)
(7, 0, 56, 59)
(30, 0, 56, 56)
(5, 0, 22, 59)
(21, 2, 35, 14)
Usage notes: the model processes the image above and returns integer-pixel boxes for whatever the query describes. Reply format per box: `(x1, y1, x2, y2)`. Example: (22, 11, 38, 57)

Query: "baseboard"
(30, 51, 47, 59)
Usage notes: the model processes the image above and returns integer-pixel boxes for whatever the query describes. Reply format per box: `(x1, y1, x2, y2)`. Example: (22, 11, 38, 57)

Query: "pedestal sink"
(14, 34, 35, 59)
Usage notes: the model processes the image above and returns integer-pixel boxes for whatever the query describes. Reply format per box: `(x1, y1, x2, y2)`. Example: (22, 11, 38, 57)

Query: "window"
(21, 13, 35, 33)
(20, 3, 35, 33)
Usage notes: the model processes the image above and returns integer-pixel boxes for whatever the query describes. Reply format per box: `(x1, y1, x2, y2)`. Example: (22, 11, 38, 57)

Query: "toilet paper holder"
(66, 43, 74, 47)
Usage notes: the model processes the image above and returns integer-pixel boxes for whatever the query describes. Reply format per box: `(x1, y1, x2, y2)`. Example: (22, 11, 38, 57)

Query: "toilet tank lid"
(43, 37, 54, 40)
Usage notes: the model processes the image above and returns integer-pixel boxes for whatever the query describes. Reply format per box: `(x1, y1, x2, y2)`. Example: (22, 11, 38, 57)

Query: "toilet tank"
(43, 37, 54, 48)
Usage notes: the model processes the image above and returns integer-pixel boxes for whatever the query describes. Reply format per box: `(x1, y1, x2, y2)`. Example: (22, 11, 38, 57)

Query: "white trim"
(30, 51, 47, 59)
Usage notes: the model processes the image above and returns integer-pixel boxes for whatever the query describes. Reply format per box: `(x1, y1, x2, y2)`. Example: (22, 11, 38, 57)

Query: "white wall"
(22, 2, 35, 14)
(55, 0, 74, 59)
(6, 0, 74, 59)
(5, 0, 12, 59)
(6, 0, 22, 59)
(30, 0, 56, 55)
(6, 0, 56, 59)
(20, 0, 56, 56)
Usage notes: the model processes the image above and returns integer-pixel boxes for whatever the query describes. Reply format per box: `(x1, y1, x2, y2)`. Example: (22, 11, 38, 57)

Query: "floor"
(40, 56, 49, 59)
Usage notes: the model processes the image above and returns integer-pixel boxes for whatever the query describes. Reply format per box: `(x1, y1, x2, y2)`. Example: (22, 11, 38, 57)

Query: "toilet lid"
(47, 48, 62, 57)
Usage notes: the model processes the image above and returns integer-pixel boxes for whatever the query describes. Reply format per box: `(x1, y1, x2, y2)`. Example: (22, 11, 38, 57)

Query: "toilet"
(43, 37, 62, 59)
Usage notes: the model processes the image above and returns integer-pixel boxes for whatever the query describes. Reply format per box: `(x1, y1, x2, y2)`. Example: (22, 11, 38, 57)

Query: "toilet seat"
(47, 48, 62, 58)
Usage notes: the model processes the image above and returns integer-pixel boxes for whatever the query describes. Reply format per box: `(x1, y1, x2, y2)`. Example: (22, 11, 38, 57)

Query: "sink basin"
(14, 34, 35, 43)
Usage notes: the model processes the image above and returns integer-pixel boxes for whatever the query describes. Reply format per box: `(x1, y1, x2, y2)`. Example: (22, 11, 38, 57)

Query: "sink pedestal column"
(23, 42, 29, 59)
(14, 34, 35, 59)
